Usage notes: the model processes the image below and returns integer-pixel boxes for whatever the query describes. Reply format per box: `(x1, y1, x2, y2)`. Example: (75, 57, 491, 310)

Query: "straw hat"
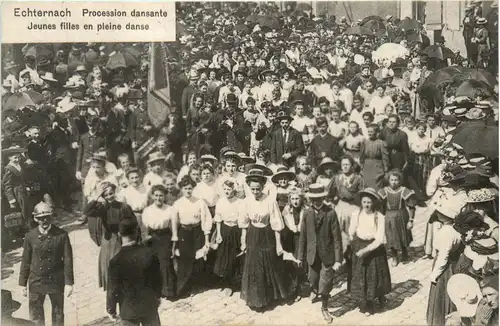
(275, 111, 293, 122)
(4, 62, 19, 71)
(245, 163, 274, 176)
(200, 154, 218, 164)
(306, 183, 328, 198)
(464, 237, 499, 270)
(238, 152, 255, 165)
(91, 151, 107, 162)
(2, 145, 27, 156)
(41, 72, 58, 83)
(465, 107, 486, 120)
(271, 165, 296, 183)
(33, 201, 53, 219)
(447, 274, 482, 317)
(317, 157, 340, 174)
(466, 188, 498, 203)
(75, 65, 87, 73)
(146, 152, 166, 165)
(359, 187, 382, 203)
(222, 150, 241, 163)
(245, 168, 267, 184)
(476, 17, 488, 25)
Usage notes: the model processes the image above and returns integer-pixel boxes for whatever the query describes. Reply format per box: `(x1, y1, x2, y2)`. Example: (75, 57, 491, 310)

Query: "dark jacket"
(308, 133, 344, 168)
(19, 226, 74, 294)
(107, 243, 162, 320)
(44, 127, 74, 163)
(270, 126, 305, 166)
(298, 205, 343, 267)
(77, 131, 106, 177)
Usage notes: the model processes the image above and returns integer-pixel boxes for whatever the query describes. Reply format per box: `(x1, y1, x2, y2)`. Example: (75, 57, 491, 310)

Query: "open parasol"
(372, 43, 409, 65)
(3, 91, 43, 113)
(360, 15, 386, 35)
(256, 15, 281, 30)
(454, 79, 495, 99)
(345, 26, 374, 36)
(398, 17, 422, 32)
(234, 24, 249, 34)
(22, 44, 54, 65)
(451, 122, 499, 158)
(422, 44, 455, 61)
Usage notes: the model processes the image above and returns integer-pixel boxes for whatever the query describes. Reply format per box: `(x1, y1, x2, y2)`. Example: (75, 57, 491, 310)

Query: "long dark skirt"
(213, 223, 242, 284)
(98, 232, 121, 290)
(176, 224, 205, 296)
(88, 216, 104, 247)
(426, 263, 457, 326)
(350, 236, 392, 303)
(413, 152, 432, 195)
(385, 209, 411, 251)
(241, 225, 290, 309)
(150, 228, 176, 298)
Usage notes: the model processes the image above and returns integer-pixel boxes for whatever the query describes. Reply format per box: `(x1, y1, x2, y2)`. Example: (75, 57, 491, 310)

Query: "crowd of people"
(2, 2, 499, 326)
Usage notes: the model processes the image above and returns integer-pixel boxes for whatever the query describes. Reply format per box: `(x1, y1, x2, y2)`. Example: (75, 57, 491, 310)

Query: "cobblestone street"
(2, 205, 434, 325)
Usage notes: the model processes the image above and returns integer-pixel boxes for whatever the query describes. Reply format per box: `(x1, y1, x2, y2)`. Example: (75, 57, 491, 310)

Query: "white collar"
(38, 224, 52, 235)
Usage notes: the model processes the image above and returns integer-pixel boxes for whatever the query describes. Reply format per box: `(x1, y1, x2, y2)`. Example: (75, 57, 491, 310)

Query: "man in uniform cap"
(19, 201, 74, 326)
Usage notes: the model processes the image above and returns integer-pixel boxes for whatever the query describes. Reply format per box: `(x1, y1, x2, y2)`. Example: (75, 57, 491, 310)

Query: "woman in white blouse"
(213, 179, 243, 296)
(239, 169, 290, 310)
(348, 188, 391, 316)
(171, 175, 213, 297)
(368, 84, 394, 124)
(410, 122, 433, 197)
(117, 168, 149, 240)
(216, 152, 247, 199)
(193, 163, 219, 217)
(142, 184, 176, 299)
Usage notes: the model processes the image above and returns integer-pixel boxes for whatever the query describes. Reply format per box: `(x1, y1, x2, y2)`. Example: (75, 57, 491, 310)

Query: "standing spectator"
(309, 117, 343, 168)
(107, 218, 162, 325)
(270, 112, 305, 168)
(19, 202, 74, 326)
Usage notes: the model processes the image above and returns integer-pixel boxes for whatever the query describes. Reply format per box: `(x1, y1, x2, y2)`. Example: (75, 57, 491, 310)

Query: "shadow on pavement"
(2, 250, 22, 280)
(83, 316, 120, 326)
(327, 279, 422, 317)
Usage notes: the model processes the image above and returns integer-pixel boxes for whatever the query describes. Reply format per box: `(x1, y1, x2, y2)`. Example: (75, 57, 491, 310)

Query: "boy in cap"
(19, 201, 74, 326)
(298, 184, 343, 323)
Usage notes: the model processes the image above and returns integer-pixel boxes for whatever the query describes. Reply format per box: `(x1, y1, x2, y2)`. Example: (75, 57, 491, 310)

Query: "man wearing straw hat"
(19, 201, 74, 326)
(298, 184, 343, 323)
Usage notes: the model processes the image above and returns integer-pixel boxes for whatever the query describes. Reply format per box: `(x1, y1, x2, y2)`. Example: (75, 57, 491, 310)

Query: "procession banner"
(1, 1, 176, 43)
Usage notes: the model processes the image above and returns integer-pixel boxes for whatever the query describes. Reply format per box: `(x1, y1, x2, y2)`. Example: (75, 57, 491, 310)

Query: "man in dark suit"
(308, 117, 344, 168)
(270, 112, 305, 168)
(19, 201, 74, 326)
(107, 218, 162, 326)
(298, 184, 343, 323)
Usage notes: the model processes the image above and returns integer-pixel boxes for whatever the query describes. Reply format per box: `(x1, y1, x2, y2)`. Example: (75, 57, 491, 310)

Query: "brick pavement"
(2, 206, 435, 325)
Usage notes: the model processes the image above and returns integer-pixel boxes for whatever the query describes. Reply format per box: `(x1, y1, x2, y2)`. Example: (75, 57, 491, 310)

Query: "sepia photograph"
(1, 1, 499, 325)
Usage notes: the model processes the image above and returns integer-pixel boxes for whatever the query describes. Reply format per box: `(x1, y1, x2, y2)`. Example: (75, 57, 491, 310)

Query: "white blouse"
(410, 135, 432, 154)
(171, 196, 213, 240)
(239, 194, 284, 231)
(142, 204, 173, 231)
(214, 197, 242, 226)
(216, 172, 246, 199)
(349, 209, 386, 244)
(193, 181, 219, 207)
(118, 185, 148, 212)
(429, 225, 462, 282)
(83, 172, 118, 200)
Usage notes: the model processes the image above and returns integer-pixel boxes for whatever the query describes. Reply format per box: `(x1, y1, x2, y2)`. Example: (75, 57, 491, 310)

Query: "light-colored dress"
(193, 180, 219, 211)
(217, 172, 247, 199)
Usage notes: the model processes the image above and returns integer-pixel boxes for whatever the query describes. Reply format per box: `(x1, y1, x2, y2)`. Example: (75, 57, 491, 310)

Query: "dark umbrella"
(22, 44, 54, 65)
(3, 92, 38, 112)
(256, 15, 281, 30)
(406, 31, 431, 48)
(345, 26, 374, 36)
(419, 66, 464, 89)
(234, 24, 249, 34)
(451, 122, 499, 158)
(398, 17, 422, 32)
(422, 44, 455, 61)
(453, 69, 496, 88)
(246, 15, 260, 23)
(24, 90, 44, 104)
(360, 15, 386, 34)
(176, 22, 187, 36)
(295, 3, 313, 11)
(454, 79, 495, 98)
(105, 52, 127, 70)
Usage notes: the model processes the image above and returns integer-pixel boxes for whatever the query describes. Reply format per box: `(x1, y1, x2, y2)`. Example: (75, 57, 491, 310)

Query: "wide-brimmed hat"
(447, 274, 482, 318)
(476, 17, 487, 25)
(465, 237, 499, 270)
(465, 107, 486, 120)
(146, 152, 166, 165)
(245, 163, 274, 176)
(453, 211, 489, 235)
(75, 65, 87, 73)
(2, 145, 27, 157)
(467, 153, 491, 167)
(222, 150, 241, 163)
(275, 111, 293, 122)
(238, 153, 255, 165)
(125, 167, 141, 178)
(466, 188, 498, 203)
(200, 154, 218, 164)
(317, 157, 340, 174)
(359, 187, 382, 203)
(245, 168, 267, 184)
(1, 290, 21, 315)
(41, 72, 58, 83)
(33, 201, 53, 219)
(306, 183, 329, 198)
(91, 151, 107, 163)
(271, 165, 296, 183)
